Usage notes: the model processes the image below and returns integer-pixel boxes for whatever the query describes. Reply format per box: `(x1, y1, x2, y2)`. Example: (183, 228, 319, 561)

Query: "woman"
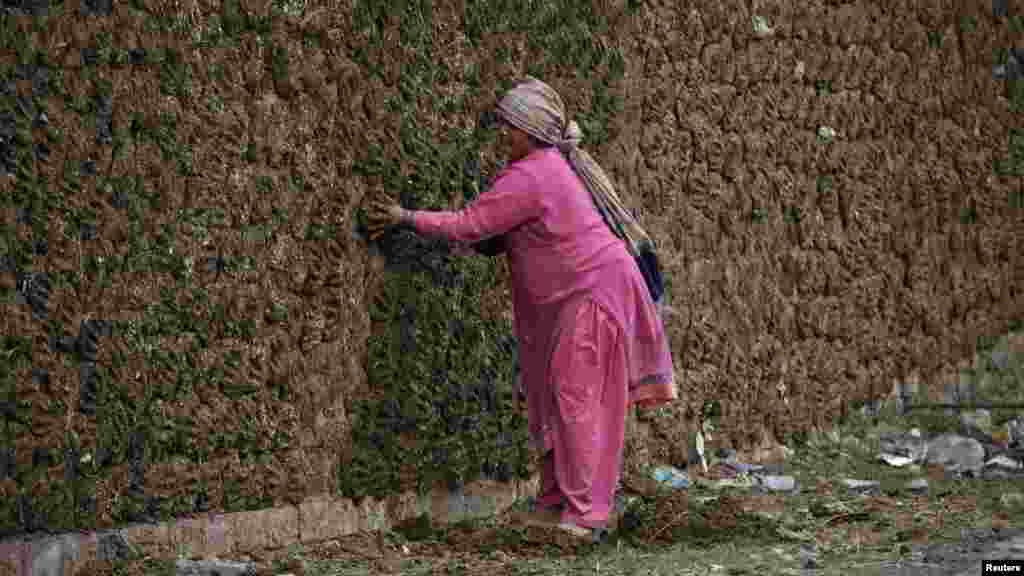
(367, 77, 676, 540)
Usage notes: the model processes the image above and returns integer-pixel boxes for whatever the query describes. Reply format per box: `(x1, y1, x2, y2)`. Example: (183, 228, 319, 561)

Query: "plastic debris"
(1000, 492, 1024, 512)
(906, 478, 929, 493)
(723, 459, 764, 475)
(652, 466, 690, 489)
(695, 430, 708, 474)
(878, 453, 915, 467)
(696, 476, 755, 491)
(754, 475, 796, 492)
(986, 456, 1023, 470)
(843, 479, 881, 491)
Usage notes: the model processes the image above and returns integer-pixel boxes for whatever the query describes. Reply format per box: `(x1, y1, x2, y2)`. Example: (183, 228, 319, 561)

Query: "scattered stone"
(1000, 493, 1024, 513)
(29, 536, 79, 576)
(994, 0, 1009, 18)
(961, 409, 993, 435)
(906, 478, 929, 494)
(879, 429, 927, 462)
(33, 141, 49, 161)
(16, 271, 49, 321)
(29, 66, 49, 98)
(111, 185, 130, 209)
(79, 221, 97, 241)
(175, 559, 257, 576)
(98, 531, 133, 562)
(81, 0, 112, 16)
(943, 374, 978, 413)
(859, 399, 885, 418)
(15, 205, 31, 225)
(0, 445, 13, 479)
(994, 51, 1022, 81)
(0, 254, 15, 274)
(926, 434, 986, 475)
(991, 348, 1010, 371)
(651, 466, 689, 489)
(798, 544, 819, 569)
(78, 362, 98, 416)
(81, 47, 98, 67)
(1008, 418, 1024, 447)
(80, 159, 97, 176)
(129, 47, 147, 65)
(95, 93, 113, 145)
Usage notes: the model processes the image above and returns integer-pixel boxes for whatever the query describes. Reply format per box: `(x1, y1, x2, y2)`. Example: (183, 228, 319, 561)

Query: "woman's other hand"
(367, 198, 405, 241)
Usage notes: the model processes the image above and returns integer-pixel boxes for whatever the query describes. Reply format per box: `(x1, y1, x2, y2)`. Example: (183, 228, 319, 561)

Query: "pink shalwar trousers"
(535, 297, 628, 530)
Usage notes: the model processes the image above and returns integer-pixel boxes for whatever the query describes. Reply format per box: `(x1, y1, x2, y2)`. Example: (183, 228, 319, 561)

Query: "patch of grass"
(816, 174, 834, 195)
(302, 31, 323, 50)
(221, 0, 247, 35)
(209, 62, 226, 82)
(273, 0, 306, 18)
(192, 14, 227, 48)
(242, 140, 258, 163)
(783, 205, 802, 224)
(1009, 78, 1024, 115)
(996, 128, 1024, 176)
(994, 47, 1009, 66)
(159, 47, 193, 100)
(927, 30, 943, 49)
(270, 42, 290, 86)
(959, 15, 977, 33)
(95, 30, 114, 64)
(255, 174, 274, 195)
(146, 111, 194, 176)
(206, 93, 225, 114)
(1011, 15, 1024, 35)
(959, 203, 978, 225)
(815, 79, 832, 97)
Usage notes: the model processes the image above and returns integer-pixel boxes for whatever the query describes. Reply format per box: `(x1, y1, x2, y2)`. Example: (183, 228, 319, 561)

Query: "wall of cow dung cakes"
(0, 0, 1021, 538)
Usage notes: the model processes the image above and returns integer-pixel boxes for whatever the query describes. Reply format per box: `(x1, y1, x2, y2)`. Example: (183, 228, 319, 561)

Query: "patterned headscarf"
(495, 77, 655, 260)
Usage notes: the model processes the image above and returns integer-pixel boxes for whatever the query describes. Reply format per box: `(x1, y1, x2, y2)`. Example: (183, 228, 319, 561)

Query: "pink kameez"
(412, 147, 676, 529)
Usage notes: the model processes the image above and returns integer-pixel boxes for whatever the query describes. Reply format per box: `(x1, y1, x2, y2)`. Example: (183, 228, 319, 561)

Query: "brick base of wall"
(0, 475, 540, 576)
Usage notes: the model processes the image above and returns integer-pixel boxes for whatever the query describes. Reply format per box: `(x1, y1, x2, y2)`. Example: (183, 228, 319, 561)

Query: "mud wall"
(0, 0, 1021, 538)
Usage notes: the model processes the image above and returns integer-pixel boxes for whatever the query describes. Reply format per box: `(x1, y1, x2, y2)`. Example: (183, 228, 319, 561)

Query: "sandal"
(511, 497, 563, 528)
(555, 522, 608, 544)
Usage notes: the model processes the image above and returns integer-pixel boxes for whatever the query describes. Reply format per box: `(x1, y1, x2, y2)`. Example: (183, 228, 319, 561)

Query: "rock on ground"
(174, 559, 257, 576)
(925, 434, 986, 475)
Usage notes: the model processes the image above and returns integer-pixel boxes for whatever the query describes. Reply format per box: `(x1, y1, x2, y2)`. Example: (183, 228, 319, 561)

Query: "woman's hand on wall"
(367, 198, 407, 240)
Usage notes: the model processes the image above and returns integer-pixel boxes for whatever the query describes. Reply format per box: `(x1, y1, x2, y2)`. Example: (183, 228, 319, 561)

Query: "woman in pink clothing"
(368, 78, 676, 541)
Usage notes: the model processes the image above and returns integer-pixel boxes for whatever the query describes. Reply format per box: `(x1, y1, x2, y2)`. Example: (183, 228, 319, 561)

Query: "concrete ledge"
(0, 475, 539, 575)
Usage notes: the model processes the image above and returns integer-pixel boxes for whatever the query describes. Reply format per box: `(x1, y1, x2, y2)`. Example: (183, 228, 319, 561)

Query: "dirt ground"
(81, 403, 1024, 576)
